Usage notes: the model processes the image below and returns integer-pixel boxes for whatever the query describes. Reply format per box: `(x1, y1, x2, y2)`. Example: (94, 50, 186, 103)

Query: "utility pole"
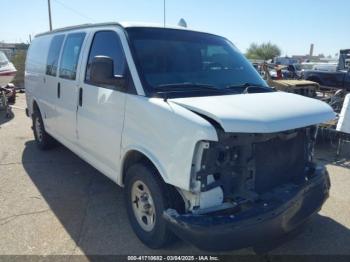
(48, 0, 53, 31)
(163, 0, 166, 27)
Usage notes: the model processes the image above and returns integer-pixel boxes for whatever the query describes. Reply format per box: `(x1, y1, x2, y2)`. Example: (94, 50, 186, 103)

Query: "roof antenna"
(178, 18, 187, 28)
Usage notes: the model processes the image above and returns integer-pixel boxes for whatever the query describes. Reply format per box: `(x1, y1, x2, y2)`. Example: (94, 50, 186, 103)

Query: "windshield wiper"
(156, 82, 219, 90)
(226, 83, 267, 89)
(154, 82, 225, 101)
(226, 83, 273, 93)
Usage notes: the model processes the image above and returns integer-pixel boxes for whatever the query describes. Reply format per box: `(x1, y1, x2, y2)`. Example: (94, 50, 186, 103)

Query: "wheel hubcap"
(131, 180, 156, 232)
(35, 117, 43, 142)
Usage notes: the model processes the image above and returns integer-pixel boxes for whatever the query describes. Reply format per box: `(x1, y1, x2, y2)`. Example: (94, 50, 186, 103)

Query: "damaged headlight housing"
(190, 132, 251, 195)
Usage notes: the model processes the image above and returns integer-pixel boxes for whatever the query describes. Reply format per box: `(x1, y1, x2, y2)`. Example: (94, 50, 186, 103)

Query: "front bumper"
(164, 167, 330, 251)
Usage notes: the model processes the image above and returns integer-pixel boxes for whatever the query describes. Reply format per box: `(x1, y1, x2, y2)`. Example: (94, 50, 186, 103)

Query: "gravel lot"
(0, 93, 350, 256)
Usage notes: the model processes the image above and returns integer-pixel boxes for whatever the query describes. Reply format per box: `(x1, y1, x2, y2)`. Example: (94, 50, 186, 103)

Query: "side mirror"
(90, 56, 126, 89)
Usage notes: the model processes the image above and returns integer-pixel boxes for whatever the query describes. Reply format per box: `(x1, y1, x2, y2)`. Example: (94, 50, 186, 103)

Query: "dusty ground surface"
(0, 93, 350, 256)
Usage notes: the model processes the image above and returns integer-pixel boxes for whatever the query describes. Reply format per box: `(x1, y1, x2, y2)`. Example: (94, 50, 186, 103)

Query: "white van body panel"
(25, 24, 219, 189)
(53, 30, 90, 144)
(25, 27, 126, 182)
(337, 93, 350, 133)
(76, 27, 126, 182)
(120, 95, 218, 190)
(75, 25, 150, 182)
(25, 35, 51, 121)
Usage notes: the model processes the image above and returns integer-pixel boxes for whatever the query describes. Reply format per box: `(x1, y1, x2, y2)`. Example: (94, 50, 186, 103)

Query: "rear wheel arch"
(31, 100, 55, 150)
(32, 100, 46, 128)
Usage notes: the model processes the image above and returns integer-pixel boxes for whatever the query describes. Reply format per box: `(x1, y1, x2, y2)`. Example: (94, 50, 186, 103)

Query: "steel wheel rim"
(131, 180, 156, 232)
(35, 117, 43, 142)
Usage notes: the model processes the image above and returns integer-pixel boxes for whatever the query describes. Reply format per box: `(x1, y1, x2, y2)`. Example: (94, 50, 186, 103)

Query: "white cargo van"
(25, 22, 335, 251)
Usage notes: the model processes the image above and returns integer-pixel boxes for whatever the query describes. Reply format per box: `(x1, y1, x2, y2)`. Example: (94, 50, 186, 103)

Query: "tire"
(32, 107, 55, 150)
(124, 162, 183, 249)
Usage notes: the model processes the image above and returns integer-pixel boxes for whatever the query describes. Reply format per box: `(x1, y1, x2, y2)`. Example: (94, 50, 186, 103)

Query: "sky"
(1, 0, 349, 56)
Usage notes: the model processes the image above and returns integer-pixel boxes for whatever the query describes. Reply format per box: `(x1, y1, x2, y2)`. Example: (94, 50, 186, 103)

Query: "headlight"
(190, 140, 241, 193)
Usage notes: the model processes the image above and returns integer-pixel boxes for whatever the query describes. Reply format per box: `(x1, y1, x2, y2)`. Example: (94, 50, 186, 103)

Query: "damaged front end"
(164, 126, 331, 251)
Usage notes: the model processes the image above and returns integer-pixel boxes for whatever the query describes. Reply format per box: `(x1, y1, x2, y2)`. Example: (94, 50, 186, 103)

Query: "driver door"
(76, 30, 128, 180)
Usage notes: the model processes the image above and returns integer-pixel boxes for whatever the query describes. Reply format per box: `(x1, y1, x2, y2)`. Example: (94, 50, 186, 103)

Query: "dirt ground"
(0, 93, 350, 256)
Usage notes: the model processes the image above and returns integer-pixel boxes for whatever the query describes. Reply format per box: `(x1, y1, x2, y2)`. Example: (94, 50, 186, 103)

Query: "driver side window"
(85, 31, 126, 84)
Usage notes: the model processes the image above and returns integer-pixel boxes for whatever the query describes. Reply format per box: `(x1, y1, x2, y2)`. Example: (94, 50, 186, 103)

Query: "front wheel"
(124, 163, 183, 249)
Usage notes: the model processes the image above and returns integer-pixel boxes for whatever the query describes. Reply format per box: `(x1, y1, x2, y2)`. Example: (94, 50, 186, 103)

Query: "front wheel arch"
(120, 149, 185, 211)
(120, 149, 167, 187)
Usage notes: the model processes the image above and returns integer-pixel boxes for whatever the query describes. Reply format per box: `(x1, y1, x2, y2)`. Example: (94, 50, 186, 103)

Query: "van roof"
(35, 21, 197, 37)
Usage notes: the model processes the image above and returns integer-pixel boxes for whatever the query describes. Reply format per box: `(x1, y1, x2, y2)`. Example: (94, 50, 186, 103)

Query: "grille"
(254, 130, 307, 193)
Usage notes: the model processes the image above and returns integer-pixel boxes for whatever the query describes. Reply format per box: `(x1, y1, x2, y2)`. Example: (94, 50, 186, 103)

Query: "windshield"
(126, 28, 268, 97)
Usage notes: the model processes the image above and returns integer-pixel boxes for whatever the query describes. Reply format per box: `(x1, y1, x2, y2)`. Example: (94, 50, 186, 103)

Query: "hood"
(169, 92, 335, 133)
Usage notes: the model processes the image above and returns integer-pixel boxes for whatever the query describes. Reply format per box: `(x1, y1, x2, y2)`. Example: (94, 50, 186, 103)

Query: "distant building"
(291, 55, 327, 63)
(309, 44, 314, 57)
(273, 55, 336, 65)
(274, 57, 300, 65)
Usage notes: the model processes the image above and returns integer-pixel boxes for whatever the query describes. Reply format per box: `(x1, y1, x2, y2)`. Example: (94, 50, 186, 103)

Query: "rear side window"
(59, 32, 86, 80)
(85, 31, 126, 83)
(46, 35, 65, 76)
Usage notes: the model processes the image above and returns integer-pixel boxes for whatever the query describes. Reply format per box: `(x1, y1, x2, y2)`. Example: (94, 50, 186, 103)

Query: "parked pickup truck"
(25, 22, 335, 251)
(303, 49, 350, 90)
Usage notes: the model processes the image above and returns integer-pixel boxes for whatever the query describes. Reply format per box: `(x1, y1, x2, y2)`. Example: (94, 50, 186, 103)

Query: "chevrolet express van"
(25, 22, 335, 251)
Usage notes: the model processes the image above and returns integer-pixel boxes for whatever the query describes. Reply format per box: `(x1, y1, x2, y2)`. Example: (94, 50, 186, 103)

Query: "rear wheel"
(32, 107, 55, 150)
(124, 162, 183, 249)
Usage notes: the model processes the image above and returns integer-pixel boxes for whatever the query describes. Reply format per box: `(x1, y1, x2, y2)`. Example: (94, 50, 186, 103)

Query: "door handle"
(79, 87, 83, 107)
(57, 82, 61, 98)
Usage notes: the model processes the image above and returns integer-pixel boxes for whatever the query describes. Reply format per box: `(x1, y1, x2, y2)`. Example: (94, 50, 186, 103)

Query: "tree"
(246, 42, 281, 60)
